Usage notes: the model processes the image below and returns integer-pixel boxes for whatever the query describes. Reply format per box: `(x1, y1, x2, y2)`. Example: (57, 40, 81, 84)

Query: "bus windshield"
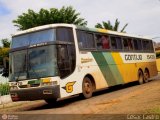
(10, 27, 75, 81)
(9, 45, 58, 81)
(11, 29, 56, 48)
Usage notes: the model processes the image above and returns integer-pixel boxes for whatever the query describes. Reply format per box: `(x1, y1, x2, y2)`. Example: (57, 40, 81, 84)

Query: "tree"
(1, 39, 10, 48)
(13, 6, 87, 30)
(0, 39, 10, 77)
(95, 18, 128, 33)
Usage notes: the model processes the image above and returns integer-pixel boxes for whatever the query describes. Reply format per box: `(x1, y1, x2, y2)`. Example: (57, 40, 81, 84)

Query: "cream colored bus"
(9, 24, 158, 103)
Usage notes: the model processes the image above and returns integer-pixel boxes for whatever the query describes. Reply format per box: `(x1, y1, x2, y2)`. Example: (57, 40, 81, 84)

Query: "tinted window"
(87, 33, 95, 48)
(12, 29, 56, 48)
(133, 39, 142, 50)
(57, 27, 74, 42)
(96, 34, 110, 49)
(57, 44, 76, 78)
(77, 30, 95, 49)
(142, 40, 154, 52)
(110, 36, 122, 50)
(149, 41, 154, 51)
(116, 37, 122, 49)
(122, 38, 133, 50)
(123, 38, 128, 50)
(142, 40, 150, 51)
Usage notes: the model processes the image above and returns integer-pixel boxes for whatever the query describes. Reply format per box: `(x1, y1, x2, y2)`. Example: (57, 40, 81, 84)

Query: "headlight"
(41, 81, 58, 86)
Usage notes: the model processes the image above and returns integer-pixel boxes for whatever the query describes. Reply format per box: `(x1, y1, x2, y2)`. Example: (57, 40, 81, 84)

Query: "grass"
(146, 106, 160, 114)
(0, 83, 10, 96)
(156, 52, 160, 59)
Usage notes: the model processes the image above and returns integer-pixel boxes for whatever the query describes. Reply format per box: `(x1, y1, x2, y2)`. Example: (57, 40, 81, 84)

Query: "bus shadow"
(27, 80, 154, 111)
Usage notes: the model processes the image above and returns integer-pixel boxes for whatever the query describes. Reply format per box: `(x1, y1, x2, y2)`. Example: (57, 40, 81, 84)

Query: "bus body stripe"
(92, 52, 124, 86)
(92, 52, 116, 86)
(103, 52, 124, 84)
(111, 52, 126, 82)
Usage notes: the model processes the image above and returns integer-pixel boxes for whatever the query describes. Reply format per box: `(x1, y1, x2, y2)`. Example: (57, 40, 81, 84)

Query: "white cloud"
(0, 0, 160, 42)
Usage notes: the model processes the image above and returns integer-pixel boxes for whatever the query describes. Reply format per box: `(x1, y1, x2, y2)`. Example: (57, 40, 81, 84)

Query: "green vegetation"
(156, 52, 160, 59)
(0, 38, 10, 77)
(13, 6, 87, 30)
(0, 83, 10, 96)
(146, 107, 160, 114)
(95, 18, 128, 32)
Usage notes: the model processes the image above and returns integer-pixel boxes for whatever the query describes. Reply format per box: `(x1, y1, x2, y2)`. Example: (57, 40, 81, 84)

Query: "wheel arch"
(138, 68, 143, 75)
(84, 74, 96, 91)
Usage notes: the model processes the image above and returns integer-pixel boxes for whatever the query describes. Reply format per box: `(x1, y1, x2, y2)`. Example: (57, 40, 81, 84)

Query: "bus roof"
(12, 24, 75, 37)
(12, 23, 151, 40)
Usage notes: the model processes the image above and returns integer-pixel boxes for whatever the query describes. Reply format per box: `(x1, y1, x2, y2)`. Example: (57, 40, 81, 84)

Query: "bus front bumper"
(10, 85, 60, 101)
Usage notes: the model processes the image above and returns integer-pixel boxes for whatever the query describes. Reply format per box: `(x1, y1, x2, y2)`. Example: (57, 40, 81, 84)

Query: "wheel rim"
(84, 81, 91, 94)
(144, 72, 149, 82)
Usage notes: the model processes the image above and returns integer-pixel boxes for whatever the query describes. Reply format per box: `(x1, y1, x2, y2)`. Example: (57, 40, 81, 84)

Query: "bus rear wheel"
(82, 77, 93, 99)
(138, 70, 144, 85)
(144, 69, 150, 83)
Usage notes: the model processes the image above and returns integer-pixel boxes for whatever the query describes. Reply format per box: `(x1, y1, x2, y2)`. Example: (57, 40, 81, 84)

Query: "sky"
(0, 0, 160, 43)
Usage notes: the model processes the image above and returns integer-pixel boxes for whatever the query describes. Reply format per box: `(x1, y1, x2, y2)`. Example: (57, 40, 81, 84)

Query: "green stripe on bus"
(92, 52, 117, 86)
(102, 52, 124, 85)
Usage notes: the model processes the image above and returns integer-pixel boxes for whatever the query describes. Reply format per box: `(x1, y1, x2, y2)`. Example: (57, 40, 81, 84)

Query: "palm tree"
(95, 18, 128, 33)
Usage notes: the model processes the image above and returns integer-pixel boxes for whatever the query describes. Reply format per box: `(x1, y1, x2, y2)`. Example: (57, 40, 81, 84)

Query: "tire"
(144, 69, 150, 83)
(45, 98, 57, 105)
(82, 77, 93, 99)
(138, 70, 144, 85)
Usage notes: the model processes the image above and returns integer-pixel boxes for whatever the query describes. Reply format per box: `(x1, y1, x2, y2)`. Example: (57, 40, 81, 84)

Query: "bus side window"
(123, 38, 133, 50)
(133, 39, 138, 50)
(142, 40, 151, 52)
(95, 34, 102, 49)
(110, 36, 122, 50)
(96, 34, 110, 50)
(128, 38, 133, 50)
(57, 45, 70, 78)
(57, 27, 74, 42)
(77, 30, 95, 49)
(149, 40, 154, 52)
(110, 37, 117, 49)
(116, 37, 122, 49)
(133, 39, 142, 51)
(77, 31, 86, 48)
(123, 38, 129, 50)
(102, 35, 110, 49)
(86, 33, 95, 49)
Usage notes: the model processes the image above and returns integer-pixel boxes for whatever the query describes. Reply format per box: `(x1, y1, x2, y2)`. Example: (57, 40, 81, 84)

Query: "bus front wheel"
(138, 70, 144, 85)
(82, 77, 93, 99)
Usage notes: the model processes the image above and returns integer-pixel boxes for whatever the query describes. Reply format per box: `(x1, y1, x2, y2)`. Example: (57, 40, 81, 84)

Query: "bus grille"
(18, 84, 40, 88)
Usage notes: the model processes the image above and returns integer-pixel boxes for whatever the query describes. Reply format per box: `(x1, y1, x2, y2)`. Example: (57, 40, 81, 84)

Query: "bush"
(0, 83, 10, 96)
(156, 52, 160, 59)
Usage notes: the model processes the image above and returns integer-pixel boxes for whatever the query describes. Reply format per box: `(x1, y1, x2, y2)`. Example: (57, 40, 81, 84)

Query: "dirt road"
(0, 75, 160, 120)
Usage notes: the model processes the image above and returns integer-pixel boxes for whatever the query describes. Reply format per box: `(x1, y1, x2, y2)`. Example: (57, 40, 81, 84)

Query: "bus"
(156, 47, 160, 72)
(9, 24, 158, 103)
